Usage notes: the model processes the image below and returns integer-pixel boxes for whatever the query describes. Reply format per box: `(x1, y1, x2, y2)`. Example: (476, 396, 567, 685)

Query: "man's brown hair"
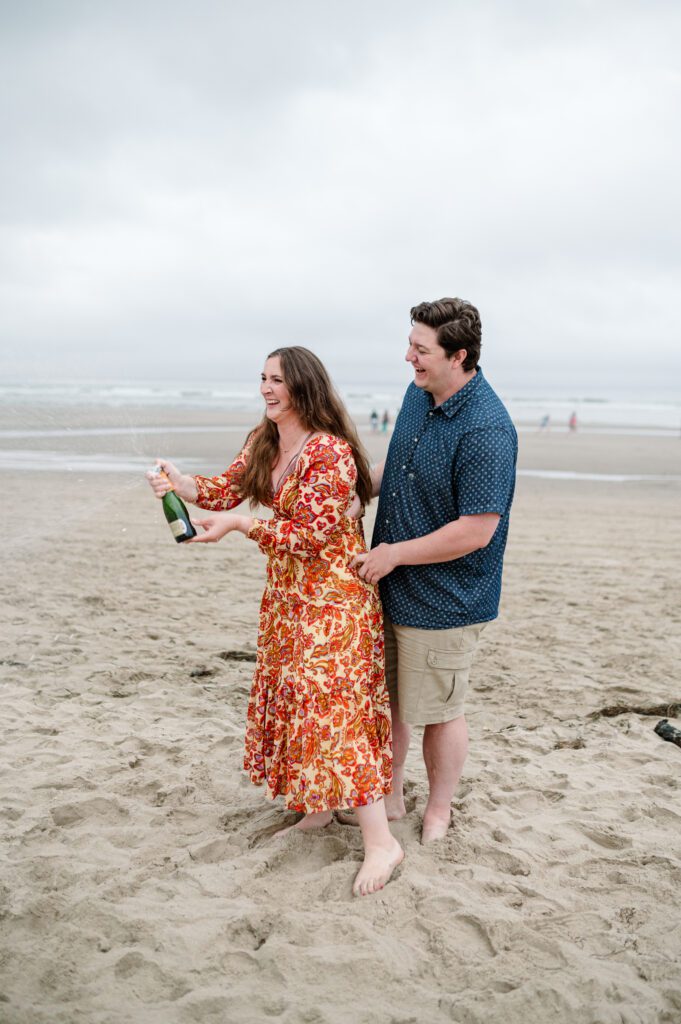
(410, 297, 482, 371)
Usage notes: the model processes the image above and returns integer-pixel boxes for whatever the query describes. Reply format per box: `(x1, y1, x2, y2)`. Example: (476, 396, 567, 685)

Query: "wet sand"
(2, 407, 681, 1023)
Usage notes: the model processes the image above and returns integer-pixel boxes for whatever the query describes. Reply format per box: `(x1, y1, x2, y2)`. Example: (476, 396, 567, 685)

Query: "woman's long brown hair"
(238, 346, 373, 509)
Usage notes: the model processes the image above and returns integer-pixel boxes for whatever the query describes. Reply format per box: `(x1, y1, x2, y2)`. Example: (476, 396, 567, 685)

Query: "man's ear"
(449, 347, 467, 368)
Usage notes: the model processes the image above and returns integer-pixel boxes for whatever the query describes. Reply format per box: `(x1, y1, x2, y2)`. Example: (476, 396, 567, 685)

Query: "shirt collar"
(430, 366, 484, 418)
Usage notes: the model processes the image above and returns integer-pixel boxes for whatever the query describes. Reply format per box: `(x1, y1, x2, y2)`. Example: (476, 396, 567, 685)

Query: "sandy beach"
(2, 406, 681, 1024)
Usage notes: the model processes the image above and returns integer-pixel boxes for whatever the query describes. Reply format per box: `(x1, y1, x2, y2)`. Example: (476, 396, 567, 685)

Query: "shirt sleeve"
(193, 438, 252, 511)
(248, 437, 356, 558)
(454, 426, 517, 517)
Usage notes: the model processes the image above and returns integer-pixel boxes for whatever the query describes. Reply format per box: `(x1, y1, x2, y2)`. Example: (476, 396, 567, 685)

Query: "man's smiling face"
(405, 322, 466, 405)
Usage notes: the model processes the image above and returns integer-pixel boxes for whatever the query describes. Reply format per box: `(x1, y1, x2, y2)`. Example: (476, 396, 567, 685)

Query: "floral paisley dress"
(194, 433, 392, 813)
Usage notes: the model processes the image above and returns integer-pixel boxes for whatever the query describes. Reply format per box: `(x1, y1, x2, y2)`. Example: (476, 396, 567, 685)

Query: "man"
(354, 297, 517, 842)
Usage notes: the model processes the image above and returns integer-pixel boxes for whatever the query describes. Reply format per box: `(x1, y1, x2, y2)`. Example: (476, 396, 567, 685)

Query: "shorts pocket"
(425, 649, 474, 707)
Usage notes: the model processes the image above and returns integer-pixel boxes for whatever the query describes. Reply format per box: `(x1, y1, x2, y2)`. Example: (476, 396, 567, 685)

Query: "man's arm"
(347, 460, 385, 520)
(353, 513, 500, 585)
(370, 460, 385, 497)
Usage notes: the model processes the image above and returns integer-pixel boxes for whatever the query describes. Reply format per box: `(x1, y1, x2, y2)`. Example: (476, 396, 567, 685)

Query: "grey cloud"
(1, 1, 680, 388)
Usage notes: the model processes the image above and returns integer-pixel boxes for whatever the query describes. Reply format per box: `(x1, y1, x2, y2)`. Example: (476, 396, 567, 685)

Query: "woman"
(147, 347, 403, 896)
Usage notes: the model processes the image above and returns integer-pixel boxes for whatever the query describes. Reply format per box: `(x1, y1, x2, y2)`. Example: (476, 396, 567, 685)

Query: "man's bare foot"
(334, 809, 360, 827)
(336, 792, 406, 827)
(384, 791, 407, 820)
(273, 810, 333, 838)
(421, 809, 451, 843)
(352, 838, 404, 897)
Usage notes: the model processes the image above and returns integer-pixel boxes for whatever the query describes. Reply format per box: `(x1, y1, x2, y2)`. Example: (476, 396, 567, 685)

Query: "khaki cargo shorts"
(384, 617, 487, 726)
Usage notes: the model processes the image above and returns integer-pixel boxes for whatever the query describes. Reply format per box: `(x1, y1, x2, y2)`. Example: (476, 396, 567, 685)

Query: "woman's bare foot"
(352, 837, 404, 897)
(273, 810, 333, 837)
(336, 791, 406, 826)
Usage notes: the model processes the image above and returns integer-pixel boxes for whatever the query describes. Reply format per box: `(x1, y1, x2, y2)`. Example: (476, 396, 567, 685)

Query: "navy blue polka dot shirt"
(373, 369, 517, 629)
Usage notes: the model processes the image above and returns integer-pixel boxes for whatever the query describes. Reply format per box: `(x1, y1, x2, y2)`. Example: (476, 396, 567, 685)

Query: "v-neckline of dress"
(271, 431, 315, 497)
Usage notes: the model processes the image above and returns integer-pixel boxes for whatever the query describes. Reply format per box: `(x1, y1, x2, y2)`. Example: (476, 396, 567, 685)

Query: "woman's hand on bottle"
(145, 459, 198, 502)
(188, 512, 251, 544)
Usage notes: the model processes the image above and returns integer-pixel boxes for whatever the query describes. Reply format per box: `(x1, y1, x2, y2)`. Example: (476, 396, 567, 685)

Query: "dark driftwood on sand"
(594, 702, 681, 719)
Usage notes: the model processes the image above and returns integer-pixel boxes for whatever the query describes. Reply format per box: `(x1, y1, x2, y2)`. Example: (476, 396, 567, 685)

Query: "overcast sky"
(1, 0, 679, 392)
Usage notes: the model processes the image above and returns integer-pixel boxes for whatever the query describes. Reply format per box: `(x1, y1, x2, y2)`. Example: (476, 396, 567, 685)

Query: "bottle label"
(170, 519, 188, 538)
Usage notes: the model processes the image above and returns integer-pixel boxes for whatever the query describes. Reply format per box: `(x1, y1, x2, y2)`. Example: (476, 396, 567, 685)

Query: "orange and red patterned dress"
(194, 433, 392, 814)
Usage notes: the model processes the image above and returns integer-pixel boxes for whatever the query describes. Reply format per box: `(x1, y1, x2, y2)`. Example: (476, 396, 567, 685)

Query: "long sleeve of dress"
(248, 438, 355, 558)
(193, 440, 251, 511)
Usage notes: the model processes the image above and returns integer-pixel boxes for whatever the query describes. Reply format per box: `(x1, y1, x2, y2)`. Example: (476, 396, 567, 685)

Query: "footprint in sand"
(578, 824, 633, 850)
(210, 728, 242, 751)
(643, 803, 681, 824)
(552, 737, 586, 750)
(543, 789, 566, 803)
(223, 911, 275, 952)
(51, 797, 128, 827)
(217, 649, 257, 663)
(422, 913, 497, 960)
(216, 951, 261, 978)
(0, 806, 24, 821)
(414, 894, 465, 921)
(81, 594, 114, 613)
(478, 847, 532, 877)
(189, 837, 240, 864)
(113, 952, 191, 1003)
(151, 784, 196, 808)
(117, 737, 183, 757)
(189, 665, 218, 678)
(265, 833, 352, 877)
(34, 776, 97, 792)
(177, 995, 240, 1022)
(490, 979, 520, 993)
(218, 805, 284, 839)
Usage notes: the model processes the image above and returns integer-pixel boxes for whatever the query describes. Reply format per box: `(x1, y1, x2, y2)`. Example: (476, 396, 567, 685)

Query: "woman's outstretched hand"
(188, 512, 251, 544)
(145, 459, 198, 502)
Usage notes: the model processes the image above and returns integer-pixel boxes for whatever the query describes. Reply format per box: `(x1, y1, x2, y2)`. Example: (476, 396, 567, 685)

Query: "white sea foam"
(2, 447, 679, 479)
(0, 425, 248, 440)
(0, 450, 154, 473)
(517, 469, 681, 483)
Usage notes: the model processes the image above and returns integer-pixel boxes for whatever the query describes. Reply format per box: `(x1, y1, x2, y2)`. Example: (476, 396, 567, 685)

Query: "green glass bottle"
(154, 467, 197, 543)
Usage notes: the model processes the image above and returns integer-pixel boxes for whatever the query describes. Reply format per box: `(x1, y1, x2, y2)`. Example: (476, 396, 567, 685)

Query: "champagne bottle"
(153, 467, 197, 543)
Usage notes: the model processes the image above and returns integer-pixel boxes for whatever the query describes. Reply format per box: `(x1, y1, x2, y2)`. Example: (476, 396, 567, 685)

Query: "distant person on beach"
(146, 347, 402, 896)
(342, 298, 517, 843)
(568, 411, 577, 432)
(381, 409, 390, 433)
(539, 413, 550, 431)
(370, 409, 379, 432)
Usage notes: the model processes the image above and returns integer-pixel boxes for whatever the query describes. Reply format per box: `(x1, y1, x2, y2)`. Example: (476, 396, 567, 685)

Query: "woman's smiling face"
(260, 356, 293, 422)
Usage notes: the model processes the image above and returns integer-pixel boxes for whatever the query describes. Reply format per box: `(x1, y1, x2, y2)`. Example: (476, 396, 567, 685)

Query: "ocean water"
(1, 379, 680, 475)
(2, 378, 681, 430)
